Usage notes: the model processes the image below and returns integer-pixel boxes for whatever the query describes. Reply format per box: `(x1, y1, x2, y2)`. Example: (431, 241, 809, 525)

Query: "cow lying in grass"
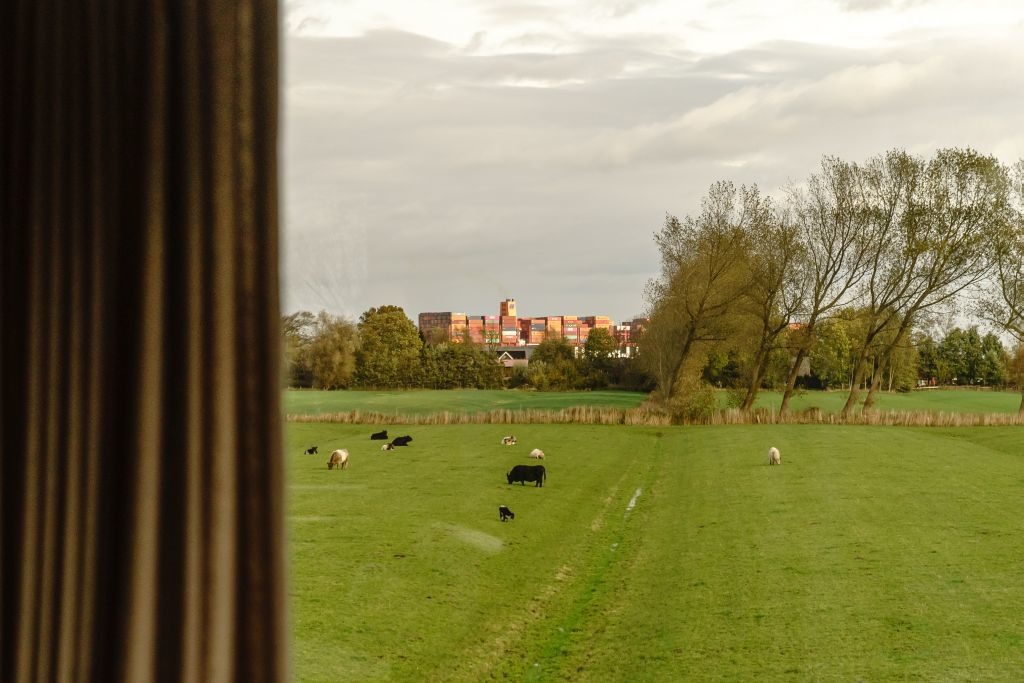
(391, 435, 412, 447)
(328, 449, 349, 470)
(370, 430, 388, 440)
(501, 435, 517, 446)
(499, 505, 515, 522)
(381, 442, 395, 451)
(768, 446, 781, 465)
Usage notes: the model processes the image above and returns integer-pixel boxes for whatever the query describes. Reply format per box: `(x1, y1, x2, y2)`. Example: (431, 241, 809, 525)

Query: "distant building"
(418, 299, 632, 359)
(495, 346, 532, 368)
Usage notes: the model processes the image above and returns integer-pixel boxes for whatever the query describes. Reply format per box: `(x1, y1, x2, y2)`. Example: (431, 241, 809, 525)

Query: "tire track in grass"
(455, 431, 662, 681)
(521, 435, 667, 681)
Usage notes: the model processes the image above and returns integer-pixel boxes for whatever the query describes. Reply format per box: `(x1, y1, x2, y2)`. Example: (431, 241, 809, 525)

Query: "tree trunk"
(1018, 391, 1024, 415)
(779, 346, 809, 416)
(841, 348, 872, 417)
(863, 364, 885, 409)
(741, 341, 772, 412)
(662, 330, 696, 403)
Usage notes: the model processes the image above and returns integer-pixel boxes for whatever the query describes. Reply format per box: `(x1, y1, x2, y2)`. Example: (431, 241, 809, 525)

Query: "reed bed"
(286, 406, 1024, 427)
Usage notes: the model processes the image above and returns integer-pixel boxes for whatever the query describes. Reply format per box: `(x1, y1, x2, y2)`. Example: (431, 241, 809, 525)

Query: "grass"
(747, 388, 1022, 415)
(284, 389, 649, 416)
(284, 387, 1023, 420)
(287, 423, 1024, 681)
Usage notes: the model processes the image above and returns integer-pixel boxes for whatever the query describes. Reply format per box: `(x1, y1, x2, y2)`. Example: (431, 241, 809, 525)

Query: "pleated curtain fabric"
(1, 1, 287, 681)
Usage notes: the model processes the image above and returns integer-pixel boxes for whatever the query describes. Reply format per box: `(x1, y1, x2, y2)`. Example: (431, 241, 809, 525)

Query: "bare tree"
(779, 157, 873, 416)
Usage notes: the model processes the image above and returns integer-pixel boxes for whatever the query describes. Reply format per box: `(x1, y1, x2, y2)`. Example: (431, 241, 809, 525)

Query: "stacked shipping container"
(418, 301, 623, 348)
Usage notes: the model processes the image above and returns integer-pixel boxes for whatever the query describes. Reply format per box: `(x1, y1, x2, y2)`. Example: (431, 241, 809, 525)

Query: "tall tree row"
(642, 148, 1023, 415)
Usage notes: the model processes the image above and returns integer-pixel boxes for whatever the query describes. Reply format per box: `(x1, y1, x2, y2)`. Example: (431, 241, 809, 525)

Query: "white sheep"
(768, 446, 781, 466)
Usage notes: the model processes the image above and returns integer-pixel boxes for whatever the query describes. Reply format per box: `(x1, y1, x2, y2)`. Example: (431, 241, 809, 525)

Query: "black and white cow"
(500, 435, 517, 446)
(506, 464, 546, 487)
(499, 505, 515, 522)
(304, 445, 318, 455)
(381, 442, 395, 451)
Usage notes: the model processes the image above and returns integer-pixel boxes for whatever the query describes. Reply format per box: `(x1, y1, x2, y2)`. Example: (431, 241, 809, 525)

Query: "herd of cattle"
(309, 434, 784, 520)
(307, 431, 552, 520)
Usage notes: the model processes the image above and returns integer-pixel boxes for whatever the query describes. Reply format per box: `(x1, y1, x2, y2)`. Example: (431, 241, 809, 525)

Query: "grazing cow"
(501, 435, 517, 446)
(391, 435, 413, 447)
(381, 442, 394, 451)
(304, 445, 318, 455)
(370, 430, 388, 440)
(499, 505, 515, 522)
(327, 449, 349, 470)
(506, 464, 546, 487)
(768, 446, 781, 466)
(529, 448, 545, 459)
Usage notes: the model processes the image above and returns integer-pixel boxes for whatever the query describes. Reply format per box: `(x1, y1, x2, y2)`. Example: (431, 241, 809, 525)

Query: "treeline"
(282, 306, 652, 391)
(701, 320, 1022, 395)
(642, 148, 1024, 416)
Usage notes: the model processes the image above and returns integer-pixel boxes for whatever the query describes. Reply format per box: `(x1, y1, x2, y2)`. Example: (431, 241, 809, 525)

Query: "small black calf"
(304, 445, 318, 455)
(499, 505, 515, 522)
(370, 430, 388, 440)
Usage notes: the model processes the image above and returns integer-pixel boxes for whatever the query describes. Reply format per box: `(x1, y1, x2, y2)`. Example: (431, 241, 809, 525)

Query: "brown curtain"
(1, 1, 286, 681)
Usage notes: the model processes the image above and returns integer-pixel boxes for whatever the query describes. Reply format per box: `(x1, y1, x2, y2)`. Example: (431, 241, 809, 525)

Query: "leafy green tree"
(305, 311, 358, 389)
(354, 306, 422, 388)
(938, 328, 967, 383)
(527, 337, 580, 390)
(420, 340, 503, 389)
(282, 310, 357, 389)
(980, 332, 1009, 387)
(779, 156, 873, 415)
(841, 150, 925, 415)
(282, 310, 317, 387)
(915, 333, 940, 384)
(861, 149, 1010, 409)
(583, 328, 617, 364)
(701, 348, 744, 389)
(532, 336, 575, 365)
(1008, 342, 1024, 391)
(809, 316, 855, 390)
(578, 328, 618, 389)
(738, 193, 808, 411)
(642, 182, 755, 402)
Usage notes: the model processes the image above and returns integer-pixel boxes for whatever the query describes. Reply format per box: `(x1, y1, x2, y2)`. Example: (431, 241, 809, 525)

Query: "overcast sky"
(282, 0, 1024, 325)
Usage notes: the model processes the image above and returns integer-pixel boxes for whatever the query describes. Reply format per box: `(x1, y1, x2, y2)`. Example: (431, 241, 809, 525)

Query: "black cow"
(391, 435, 413, 447)
(506, 464, 546, 487)
(499, 505, 515, 522)
(370, 430, 388, 440)
(304, 445, 318, 455)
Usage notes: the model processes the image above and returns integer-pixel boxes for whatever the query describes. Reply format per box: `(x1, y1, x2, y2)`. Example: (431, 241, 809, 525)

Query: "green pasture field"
(287, 423, 1024, 681)
(283, 388, 649, 415)
(748, 388, 1022, 415)
(283, 388, 1022, 417)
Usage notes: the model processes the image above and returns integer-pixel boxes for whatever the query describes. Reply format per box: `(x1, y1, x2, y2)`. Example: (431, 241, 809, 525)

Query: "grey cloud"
(283, 28, 1024, 321)
(836, 0, 929, 10)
